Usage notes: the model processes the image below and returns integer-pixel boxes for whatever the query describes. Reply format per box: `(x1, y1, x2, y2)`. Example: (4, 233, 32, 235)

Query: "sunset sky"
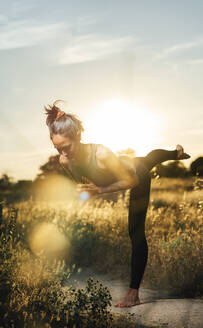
(1, 0, 203, 181)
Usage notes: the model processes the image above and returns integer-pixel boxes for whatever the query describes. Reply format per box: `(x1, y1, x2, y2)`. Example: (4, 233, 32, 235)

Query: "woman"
(45, 100, 190, 308)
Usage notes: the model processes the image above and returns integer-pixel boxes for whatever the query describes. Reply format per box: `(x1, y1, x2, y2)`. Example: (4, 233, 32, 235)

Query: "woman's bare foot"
(176, 145, 190, 160)
(114, 288, 141, 308)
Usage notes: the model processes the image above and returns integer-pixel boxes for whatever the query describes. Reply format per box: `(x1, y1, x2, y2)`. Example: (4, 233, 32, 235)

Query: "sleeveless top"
(60, 143, 134, 187)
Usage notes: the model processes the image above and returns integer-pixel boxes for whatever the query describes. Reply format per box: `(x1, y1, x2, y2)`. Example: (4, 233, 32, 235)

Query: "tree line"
(0, 153, 202, 204)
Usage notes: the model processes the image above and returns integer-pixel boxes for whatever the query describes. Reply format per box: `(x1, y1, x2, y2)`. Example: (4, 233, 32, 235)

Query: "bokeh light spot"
(28, 222, 70, 261)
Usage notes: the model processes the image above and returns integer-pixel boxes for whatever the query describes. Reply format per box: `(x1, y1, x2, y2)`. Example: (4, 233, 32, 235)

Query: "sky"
(0, 0, 203, 181)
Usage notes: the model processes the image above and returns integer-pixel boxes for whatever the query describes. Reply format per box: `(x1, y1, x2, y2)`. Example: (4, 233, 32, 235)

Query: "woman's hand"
(76, 177, 102, 196)
(59, 154, 69, 165)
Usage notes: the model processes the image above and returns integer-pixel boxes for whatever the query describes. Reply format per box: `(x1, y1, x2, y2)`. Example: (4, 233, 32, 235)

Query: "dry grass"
(1, 177, 203, 327)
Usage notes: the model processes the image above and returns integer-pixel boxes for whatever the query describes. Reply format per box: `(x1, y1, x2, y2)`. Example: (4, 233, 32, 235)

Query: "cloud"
(76, 15, 100, 29)
(157, 37, 203, 59)
(0, 20, 66, 50)
(58, 34, 136, 65)
(183, 58, 203, 65)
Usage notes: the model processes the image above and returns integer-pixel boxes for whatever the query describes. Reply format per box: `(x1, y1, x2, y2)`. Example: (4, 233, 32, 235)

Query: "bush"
(0, 209, 113, 328)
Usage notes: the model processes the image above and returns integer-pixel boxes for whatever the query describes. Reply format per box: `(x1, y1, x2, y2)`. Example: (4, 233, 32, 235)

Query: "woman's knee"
(131, 237, 148, 256)
(129, 227, 146, 246)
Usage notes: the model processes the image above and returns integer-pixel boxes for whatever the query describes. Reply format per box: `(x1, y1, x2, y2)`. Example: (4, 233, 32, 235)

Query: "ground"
(66, 267, 203, 328)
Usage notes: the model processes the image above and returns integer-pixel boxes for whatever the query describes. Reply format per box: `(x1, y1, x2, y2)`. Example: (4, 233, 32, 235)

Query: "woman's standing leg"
(115, 163, 151, 307)
(128, 185, 150, 290)
(115, 145, 190, 307)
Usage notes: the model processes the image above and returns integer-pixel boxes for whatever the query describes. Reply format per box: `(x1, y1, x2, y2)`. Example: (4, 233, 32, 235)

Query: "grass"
(1, 177, 202, 327)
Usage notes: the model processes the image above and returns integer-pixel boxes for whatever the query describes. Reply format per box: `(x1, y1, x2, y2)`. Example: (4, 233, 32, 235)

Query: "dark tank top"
(60, 143, 133, 187)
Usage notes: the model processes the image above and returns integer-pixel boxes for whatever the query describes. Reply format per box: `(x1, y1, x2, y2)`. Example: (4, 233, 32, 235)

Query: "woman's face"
(51, 134, 80, 160)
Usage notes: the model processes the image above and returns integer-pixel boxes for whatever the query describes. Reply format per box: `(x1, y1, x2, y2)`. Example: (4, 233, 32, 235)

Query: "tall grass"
(1, 177, 202, 326)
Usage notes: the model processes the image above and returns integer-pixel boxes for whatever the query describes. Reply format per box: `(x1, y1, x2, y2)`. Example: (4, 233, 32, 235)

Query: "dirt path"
(66, 267, 203, 328)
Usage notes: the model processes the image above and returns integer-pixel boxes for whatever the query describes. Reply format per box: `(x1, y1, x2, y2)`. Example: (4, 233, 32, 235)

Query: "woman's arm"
(75, 145, 139, 196)
(95, 145, 139, 194)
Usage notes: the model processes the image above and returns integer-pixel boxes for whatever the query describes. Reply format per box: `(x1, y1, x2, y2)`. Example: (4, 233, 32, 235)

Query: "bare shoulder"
(95, 144, 115, 169)
(96, 144, 114, 158)
(95, 144, 136, 174)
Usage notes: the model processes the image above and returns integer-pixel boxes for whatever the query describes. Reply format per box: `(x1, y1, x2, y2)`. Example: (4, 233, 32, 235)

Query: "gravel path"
(66, 267, 203, 328)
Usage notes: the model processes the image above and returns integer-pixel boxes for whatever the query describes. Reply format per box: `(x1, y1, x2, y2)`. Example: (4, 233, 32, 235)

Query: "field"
(1, 177, 203, 327)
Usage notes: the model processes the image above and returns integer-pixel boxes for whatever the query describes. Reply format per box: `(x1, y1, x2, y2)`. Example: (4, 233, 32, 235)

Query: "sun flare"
(83, 99, 162, 156)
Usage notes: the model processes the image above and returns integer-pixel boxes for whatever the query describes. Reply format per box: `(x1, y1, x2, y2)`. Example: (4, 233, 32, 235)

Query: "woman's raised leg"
(142, 145, 190, 171)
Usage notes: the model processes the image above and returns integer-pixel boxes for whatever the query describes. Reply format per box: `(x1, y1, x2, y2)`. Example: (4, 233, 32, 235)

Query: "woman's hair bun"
(44, 100, 65, 126)
(44, 99, 84, 138)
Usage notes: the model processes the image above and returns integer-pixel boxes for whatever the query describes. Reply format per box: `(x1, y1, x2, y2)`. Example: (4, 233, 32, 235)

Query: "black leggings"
(128, 149, 178, 289)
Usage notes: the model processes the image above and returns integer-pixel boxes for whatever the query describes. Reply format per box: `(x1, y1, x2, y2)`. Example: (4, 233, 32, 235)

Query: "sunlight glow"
(82, 99, 162, 156)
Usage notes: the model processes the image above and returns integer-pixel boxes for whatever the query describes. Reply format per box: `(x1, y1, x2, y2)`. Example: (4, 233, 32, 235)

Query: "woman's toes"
(176, 144, 184, 159)
(176, 145, 190, 160)
(114, 296, 141, 308)
(115, 302, 125, 307)
(181, 153, 191, 159)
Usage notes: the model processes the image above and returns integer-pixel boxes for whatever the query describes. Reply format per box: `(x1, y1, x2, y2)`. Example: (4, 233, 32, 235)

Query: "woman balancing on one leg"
(45, 100, 190, 308)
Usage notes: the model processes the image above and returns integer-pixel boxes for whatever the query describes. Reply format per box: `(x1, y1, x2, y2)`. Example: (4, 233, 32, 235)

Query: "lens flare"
(28, 222, 70, 260)
(79, 191, 91, 201)
(33, 174, 78, 202)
